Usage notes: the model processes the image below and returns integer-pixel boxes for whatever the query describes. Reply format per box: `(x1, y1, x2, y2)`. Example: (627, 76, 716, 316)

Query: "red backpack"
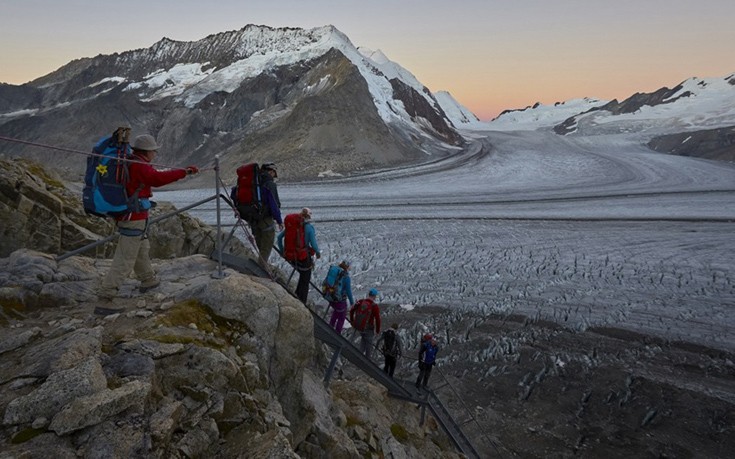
(283, 213, 308, 262)
(231, 163, 262, 220)
(351, 299, 374, 331)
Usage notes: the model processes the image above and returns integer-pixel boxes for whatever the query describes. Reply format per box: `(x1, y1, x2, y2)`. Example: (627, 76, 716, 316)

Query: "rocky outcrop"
(647, 125, 735, 162)
(0, 249, 460, 458)
(0, 162, 460, 457)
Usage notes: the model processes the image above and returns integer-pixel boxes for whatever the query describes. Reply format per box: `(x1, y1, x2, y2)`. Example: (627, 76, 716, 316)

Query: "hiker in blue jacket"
(415, 336, 439, 390)
(277, 207, 321, 303)
(325, 260, 355, 334)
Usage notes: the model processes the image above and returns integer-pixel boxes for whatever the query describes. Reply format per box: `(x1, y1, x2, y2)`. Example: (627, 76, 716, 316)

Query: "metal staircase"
(309, 308, 482, 459)
(216, 248, 482, 459)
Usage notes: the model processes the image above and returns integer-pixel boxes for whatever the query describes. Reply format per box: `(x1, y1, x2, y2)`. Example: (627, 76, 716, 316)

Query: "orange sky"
(2, 0, 734, 120)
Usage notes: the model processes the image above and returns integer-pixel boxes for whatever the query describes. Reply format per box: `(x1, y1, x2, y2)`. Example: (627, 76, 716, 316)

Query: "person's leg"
(335, 310, 346, 334)
(367, 332, 376, 359)
(132, 221, 158, 290)
(359, 332, 369, 356)
(383, 357, 390, 374)
(99, 220, 145, 298)
(249, 219, 261, 249)
(387, 356, 397, 377)
(422, 364, 433, 387)
(416, 363, 424, 388)
(329, 306, 339, 329)
(254, 217, 275, 263)
(296, 262, 312, 303)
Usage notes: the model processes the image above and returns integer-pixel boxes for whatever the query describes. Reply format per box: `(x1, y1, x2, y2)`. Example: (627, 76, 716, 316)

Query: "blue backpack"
(322, 265, 346, 302)
(82, 128, 149, 218)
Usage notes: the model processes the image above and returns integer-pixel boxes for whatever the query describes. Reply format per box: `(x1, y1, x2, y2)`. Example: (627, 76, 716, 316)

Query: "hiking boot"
(94, 299, 125, 316)
(94, 305, 125, 316)
(139, 276, 161, 293)
(97, 288, 117, 301)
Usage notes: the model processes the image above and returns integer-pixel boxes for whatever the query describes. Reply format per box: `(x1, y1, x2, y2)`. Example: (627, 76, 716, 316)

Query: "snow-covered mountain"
(452, 73, 735, 138)
(553, 74, 735, 137)
(0, 25, 464, 180)
(485, 98, 610, 131)
(432, 91, 482, 128)
(432, 73, 735, 161)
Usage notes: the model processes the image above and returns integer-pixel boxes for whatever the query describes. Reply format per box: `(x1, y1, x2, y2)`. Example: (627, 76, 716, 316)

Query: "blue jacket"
(340, 273, 355, 305)
(340, 268, 355, 306)
(419, 341, 439, 365)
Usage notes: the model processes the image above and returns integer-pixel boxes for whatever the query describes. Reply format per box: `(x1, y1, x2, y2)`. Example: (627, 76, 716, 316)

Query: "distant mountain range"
(0, 25, 732, 180)
(443, 73, 735, 162)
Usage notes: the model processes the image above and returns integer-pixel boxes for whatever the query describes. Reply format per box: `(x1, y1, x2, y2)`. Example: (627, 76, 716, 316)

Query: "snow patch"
(318, 170, 344, 178)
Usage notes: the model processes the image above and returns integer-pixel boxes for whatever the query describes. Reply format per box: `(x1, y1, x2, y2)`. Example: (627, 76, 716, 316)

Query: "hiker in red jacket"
(98, 134, 198, 306)
(349, 288, 381, 359)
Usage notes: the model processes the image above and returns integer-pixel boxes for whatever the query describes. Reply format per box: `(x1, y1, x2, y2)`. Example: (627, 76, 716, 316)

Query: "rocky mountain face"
(0, 25, 465, 182)
(0, 160, 461, 457)
(648, 125, 735, 162)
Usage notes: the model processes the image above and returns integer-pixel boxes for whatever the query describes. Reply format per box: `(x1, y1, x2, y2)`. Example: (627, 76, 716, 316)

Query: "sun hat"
(262, 162, 278, 177)
(132, 134, 161, 151)
(368, 288, 379, 297)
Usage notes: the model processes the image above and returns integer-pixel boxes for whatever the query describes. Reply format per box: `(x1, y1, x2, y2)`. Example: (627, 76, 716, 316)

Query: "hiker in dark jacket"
(349, 288, 381, 359)
(98, 134, 198, 306)
(248, 163, 282, 264)
(376, 322, 402, 377)
(415, 336, 439, 390)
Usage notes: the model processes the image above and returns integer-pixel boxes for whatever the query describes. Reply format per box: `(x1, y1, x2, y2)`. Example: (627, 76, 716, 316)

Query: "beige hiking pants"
(250, 216, 276, 263)
(99, 219, 155, 296)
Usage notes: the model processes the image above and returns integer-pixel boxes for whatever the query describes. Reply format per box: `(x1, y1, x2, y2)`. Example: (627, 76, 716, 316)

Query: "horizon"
(1, 0, 734, 120)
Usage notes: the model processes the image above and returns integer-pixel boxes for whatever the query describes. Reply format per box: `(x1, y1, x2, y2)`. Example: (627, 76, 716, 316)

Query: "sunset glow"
(1, 0, 733, 120)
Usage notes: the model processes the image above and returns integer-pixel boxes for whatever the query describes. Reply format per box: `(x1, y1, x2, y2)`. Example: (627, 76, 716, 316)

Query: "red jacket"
(118, 153, 186, 221)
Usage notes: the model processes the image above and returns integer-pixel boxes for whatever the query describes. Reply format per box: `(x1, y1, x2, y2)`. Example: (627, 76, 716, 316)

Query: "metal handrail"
(56, 194, 220, 262)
